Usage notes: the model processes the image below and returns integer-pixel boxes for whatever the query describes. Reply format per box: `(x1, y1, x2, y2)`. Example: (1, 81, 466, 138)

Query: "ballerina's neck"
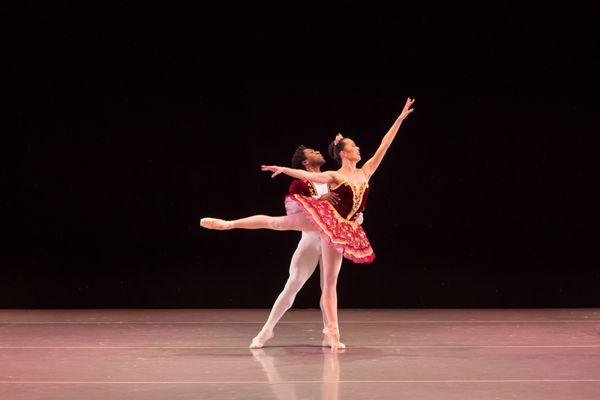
(338, 168, 368, 186)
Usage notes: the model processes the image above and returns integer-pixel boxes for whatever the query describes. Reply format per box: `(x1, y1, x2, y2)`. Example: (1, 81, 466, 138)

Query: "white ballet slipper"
(322, 335, 346, 349)
(322, 326, 343, 351)
(249, 330, 274, 349)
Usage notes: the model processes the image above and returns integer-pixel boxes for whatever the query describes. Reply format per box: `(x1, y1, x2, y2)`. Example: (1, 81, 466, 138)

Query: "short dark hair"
(328, 138, 347, 164)
(291, 145, 307, 169)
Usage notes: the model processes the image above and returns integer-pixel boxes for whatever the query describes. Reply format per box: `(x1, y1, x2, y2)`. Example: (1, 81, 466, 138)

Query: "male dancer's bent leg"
(250, 231, 321, 348)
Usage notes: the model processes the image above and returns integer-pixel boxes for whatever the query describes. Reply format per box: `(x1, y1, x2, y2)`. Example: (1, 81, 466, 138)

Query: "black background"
(5, 3, 599, 308)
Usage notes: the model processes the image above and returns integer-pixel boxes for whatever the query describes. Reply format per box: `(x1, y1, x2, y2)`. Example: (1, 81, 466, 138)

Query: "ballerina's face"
(340, 139, 361, 162)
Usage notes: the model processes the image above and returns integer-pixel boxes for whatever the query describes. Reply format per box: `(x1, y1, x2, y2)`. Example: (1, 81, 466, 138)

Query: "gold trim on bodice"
(346, 181, 369, 221)
(330, 180, 369, 220)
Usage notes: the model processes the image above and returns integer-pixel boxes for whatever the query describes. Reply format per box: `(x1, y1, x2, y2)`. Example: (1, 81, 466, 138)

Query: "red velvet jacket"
(288, 179, 318, 197)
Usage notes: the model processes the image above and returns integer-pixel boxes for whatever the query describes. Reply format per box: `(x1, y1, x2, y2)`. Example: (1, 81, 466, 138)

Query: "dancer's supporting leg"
(249, 231, 322, 348)
(319, 236, 344, 350)
(318, 254, 346, 349)
(201, 213, 314, 231)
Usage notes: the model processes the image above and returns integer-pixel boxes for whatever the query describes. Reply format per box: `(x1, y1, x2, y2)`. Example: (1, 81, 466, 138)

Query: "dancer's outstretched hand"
(261, 165, 285, 178)
(399, 97, 415, 120)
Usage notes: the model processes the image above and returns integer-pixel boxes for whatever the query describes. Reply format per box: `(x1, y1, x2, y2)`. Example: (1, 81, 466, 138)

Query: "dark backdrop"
(5, 4, 599, 308)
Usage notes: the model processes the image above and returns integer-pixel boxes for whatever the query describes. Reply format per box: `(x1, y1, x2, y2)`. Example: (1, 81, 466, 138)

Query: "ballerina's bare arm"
(361, 97, 415, 178)
(261, 165, 343, 184)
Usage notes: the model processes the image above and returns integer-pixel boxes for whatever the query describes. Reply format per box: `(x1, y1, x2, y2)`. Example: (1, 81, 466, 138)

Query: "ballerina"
(201, 97, 415, 350)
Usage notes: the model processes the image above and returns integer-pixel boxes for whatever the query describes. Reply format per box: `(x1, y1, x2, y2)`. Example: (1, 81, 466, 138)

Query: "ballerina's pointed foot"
(322, 335, 346, 349)
(322, 326, 344, 351)
(249, 330, 274, 349)
(200, 217, 233, 230)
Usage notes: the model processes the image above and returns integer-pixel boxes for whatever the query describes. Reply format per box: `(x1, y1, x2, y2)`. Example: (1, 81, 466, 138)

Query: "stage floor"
(1, 308, 599, 399)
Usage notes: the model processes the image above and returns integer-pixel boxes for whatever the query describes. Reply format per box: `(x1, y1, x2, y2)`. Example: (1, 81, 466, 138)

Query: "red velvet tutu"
(285, 194, 375, 264)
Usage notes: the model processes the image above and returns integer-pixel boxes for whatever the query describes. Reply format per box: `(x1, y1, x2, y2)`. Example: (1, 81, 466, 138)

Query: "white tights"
(229, 212, 315, 231)
(259, 231, 328, 334)
(225, 213, 344, 345)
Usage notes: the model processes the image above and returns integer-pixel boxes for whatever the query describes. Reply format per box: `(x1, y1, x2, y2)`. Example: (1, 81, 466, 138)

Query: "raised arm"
(362, 97, 415, 178)
(261, 165, 342, 184)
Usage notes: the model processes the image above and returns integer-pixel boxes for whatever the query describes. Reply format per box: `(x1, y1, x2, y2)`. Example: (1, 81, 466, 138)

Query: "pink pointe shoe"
(322, 326, 345, 351)
(322, 333, 346, 349)
(249, 330, 274, 349)
(200, 218, 233, 230)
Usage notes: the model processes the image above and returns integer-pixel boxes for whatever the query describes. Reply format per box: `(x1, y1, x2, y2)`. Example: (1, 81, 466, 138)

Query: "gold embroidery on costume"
(328, 180, 369, 220)
(303, 180, 317, 197)
(287, 193, 375, 264)
(346, 181, 368, 220)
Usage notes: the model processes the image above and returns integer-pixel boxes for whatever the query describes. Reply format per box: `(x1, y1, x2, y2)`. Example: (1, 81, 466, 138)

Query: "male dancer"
(249, 145, 363, 349)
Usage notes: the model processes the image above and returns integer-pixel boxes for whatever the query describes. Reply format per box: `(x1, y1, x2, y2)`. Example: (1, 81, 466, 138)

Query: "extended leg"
(250, 232, 321, 348)
(201, 213, 315, 231)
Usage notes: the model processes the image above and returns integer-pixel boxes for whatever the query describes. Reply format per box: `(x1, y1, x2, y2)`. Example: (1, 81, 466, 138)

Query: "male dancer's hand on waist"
(320, 192, 340, 205)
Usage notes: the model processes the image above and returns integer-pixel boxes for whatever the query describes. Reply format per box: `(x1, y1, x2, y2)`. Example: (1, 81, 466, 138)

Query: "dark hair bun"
(328, 139, 345, 164)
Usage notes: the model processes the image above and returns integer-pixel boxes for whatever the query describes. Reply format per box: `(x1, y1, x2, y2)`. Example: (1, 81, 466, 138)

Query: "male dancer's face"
(302, 148, 326, 170)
